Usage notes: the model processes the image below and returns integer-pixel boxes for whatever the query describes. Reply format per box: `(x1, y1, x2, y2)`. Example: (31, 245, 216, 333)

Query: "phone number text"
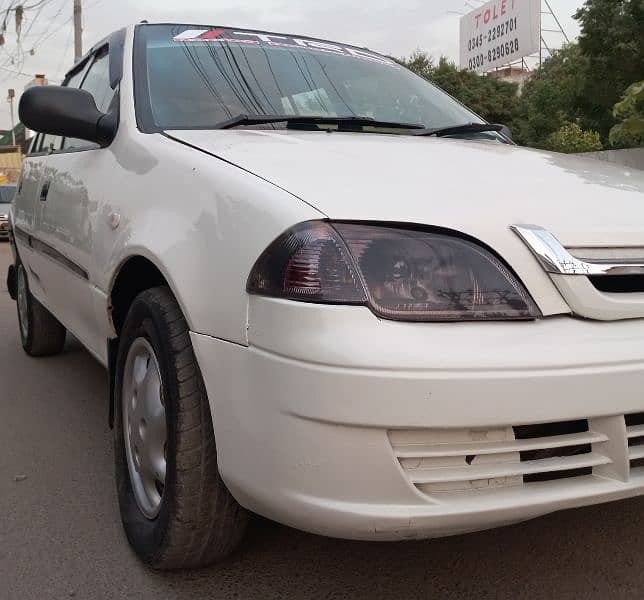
(467, 38, 520, 70)
(467, 17, 519, 52)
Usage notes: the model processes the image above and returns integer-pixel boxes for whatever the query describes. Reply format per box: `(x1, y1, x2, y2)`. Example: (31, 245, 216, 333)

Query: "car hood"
(169, 129, 644, 317)
(169, 129, 644, 249)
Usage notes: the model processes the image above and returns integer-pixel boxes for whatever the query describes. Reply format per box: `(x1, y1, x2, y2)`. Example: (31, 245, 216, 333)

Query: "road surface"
(1, 242, 643, 599)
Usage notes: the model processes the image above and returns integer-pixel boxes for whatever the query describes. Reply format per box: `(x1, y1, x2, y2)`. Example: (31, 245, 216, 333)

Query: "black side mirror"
(19, 86, 117, 148)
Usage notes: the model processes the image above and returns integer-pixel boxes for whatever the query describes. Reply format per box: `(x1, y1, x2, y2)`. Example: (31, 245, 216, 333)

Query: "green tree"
(610, 81, 644, 148)
(431, 57, 518, 126)
(513, 44, 592, 148)
(575, 0, 644, 140)
(546, 123, 603, 153)
(396, 51, 519, 126)
(395, 49, 434, 80)
(512, 0, 643, 149)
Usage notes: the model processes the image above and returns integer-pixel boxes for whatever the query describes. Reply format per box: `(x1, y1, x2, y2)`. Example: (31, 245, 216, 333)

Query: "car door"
(12, 132, 63, 303)
(34, 44, 117, 360)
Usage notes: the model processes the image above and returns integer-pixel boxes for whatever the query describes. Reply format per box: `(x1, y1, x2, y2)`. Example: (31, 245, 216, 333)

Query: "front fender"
(96, 133, 322, 346)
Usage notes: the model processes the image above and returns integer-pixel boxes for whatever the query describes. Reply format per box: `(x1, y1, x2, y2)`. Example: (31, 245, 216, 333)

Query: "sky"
(0, 0, 584, 129)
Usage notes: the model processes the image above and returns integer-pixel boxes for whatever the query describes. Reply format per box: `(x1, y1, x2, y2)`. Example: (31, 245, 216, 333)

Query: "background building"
(489, 67, 533, 95)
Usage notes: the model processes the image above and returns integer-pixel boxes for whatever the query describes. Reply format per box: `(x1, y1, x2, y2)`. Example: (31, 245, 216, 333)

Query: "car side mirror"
(19, 86, 117, 148)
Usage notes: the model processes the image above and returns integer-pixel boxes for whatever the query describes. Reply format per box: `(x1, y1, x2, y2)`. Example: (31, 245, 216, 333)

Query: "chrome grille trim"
(511, 224, 644, 276)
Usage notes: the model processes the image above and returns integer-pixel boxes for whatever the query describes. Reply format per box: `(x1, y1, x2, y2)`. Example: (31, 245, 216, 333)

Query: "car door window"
(63, 47, 115, 151)
(28, 134, 41, 154)
(81, 48, 115, 112)
(65, 63, 88, 89)
(60, 60, 92, 151)
(39, 133, 62, 153)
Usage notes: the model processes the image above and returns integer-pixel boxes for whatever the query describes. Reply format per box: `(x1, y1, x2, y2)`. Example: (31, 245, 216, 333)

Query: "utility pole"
(73, 0, 82, 61)
(7, 89, 15, 147)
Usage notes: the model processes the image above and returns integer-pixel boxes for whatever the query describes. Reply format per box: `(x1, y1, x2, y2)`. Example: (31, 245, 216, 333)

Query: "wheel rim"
(122, 338, 167, 519)
(17, 267, 29, 340)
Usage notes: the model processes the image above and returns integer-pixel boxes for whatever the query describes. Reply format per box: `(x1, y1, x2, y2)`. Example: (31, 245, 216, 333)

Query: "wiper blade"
(215, 113, 426, 131)
(412, 123, 503, 137)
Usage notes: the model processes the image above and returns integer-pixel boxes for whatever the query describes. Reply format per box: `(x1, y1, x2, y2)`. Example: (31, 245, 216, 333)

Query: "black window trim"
(133, 24, 156, 133)
(64, 27, 126, 89)
(27, 27, 126, 157)
(29, 133, 41, 154)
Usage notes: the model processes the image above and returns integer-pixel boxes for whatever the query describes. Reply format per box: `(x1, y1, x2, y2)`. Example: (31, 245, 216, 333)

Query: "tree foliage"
(396, 51, 519, 126)
(394, 0, 643, 151)
(512, 45, 591, 148)
(546, 123, 603, 153)
(490, 0, 642, 149)
(575, 0, 644, 139)
(610, 81, 644, 148)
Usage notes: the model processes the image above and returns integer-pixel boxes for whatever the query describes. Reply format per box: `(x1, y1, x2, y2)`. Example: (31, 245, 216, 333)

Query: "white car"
(9, 23, 644, 569)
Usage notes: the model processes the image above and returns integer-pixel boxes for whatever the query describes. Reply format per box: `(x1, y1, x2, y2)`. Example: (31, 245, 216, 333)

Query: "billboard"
(460, 0, 541, 73)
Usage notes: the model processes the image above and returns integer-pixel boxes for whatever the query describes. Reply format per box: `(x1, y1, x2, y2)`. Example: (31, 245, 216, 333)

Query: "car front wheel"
(113, 286, 248, 569)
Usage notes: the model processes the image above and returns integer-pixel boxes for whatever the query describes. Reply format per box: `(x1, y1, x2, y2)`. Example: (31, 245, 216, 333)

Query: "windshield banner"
(173, 28, 396, 66)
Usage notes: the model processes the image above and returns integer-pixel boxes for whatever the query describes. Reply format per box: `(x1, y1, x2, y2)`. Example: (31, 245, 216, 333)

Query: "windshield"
(0, 186, 15, 203)
(136, 25, 492, 136)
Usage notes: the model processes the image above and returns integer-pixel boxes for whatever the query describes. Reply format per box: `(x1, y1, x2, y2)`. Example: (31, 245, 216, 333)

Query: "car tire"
(114, 286, 249, 570)
(16, 262, 67, 356)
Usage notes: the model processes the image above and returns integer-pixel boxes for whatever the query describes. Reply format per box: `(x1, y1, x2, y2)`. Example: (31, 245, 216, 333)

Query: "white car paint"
(11, 24, 644, 541)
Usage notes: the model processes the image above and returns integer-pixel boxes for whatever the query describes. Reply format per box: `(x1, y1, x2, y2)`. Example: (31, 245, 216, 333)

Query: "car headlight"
(247, 221, 540, 321)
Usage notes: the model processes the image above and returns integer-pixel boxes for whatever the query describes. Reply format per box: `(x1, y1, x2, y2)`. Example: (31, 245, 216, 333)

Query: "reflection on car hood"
(168, 129, 644, 247)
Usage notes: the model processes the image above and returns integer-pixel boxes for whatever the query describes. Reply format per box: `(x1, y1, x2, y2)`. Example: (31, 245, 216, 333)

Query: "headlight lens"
(247, 221, 540, 321)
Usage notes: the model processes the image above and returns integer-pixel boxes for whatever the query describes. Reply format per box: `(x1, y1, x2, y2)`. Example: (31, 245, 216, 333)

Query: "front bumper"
(190, 297, 644, 540)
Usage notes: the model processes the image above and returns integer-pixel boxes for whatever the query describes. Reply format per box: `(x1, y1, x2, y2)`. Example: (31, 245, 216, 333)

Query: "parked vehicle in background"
(7, 23, 644, 571)
(0, 184, 16, 240)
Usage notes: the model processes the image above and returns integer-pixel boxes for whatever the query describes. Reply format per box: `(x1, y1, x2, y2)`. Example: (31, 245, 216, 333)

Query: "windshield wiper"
(214, 114, 426, 131)
(412, 123, 503, 137)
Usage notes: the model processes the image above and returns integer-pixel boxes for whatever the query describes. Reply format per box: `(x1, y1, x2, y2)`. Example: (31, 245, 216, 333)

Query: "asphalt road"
(2, 241, 644, 600)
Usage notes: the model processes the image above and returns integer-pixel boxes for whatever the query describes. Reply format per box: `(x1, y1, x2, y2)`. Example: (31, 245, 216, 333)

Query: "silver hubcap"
(17, 268, 29, 339)
(122, 338, 167, 519)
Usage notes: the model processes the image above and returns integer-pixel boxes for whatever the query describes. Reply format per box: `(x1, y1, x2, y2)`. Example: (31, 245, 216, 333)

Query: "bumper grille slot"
(589, 275, 644, 293)
(389, 421, 609, 495)
(626, 413, 644, 470)
(513, 420, 592, 483)
(404, 453, 609, 486)
(523, 467, 592, 483)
